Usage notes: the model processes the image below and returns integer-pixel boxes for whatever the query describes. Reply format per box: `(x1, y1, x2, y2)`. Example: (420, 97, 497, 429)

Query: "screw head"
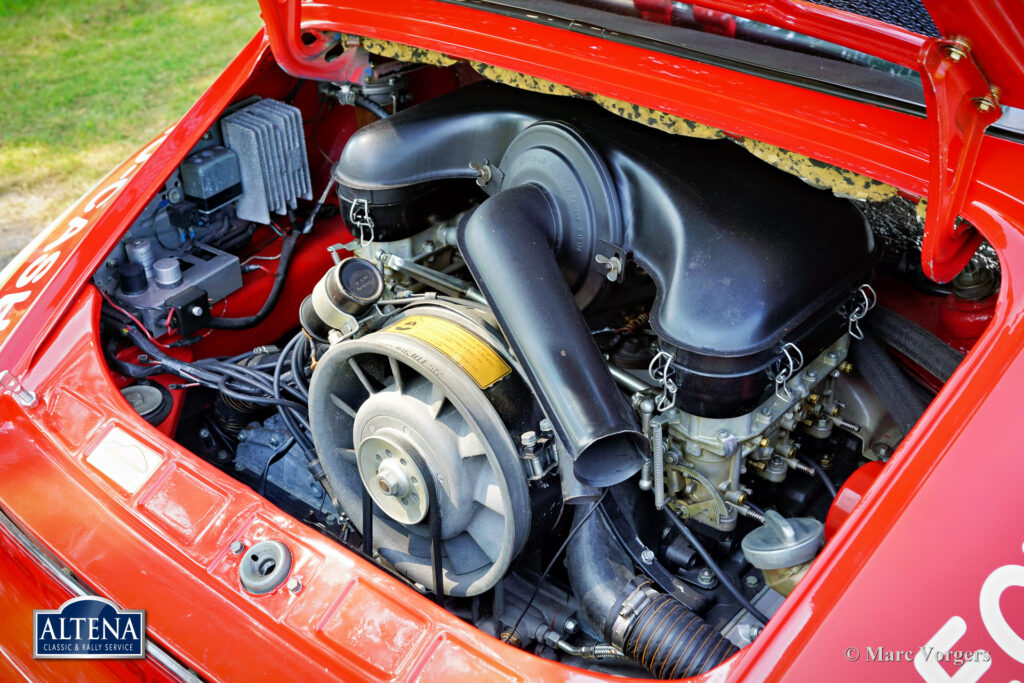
(520, 431, 537, 447)
(286, 577, 302, 594)
(640, 549, 655, 565)
(564, 618, 579, 635)
(744, 575, 759, 588)
(198, 428, 211, 439)
(230, 541, 245, 555)
(190, 305, 204, 317)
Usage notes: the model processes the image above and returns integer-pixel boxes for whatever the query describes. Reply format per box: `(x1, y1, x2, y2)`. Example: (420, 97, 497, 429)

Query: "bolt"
(520, 431, 537, 448)
(198, 427, 211, 439)
(564, 618, 579, 635)
(190, 305, 204, 317)
(975, 96, 998, 113)
(807, 393, 820, 404)
(697, 568, 715, 587)
(539, 418, 554, 435)
(758, 437, 771, 448)
(744, 575, 759, 588)
(237, 430, 248, 442)
(827, 351, 838, 361)
(839, 361, 854, 374)
(286, 577, 302, 594)
(640, 549, 655, 565)
(230, 541, 245, 555)
(268, 434, 280, 447)
(805, 370, 817, 381)
(216, 450, 230, 462)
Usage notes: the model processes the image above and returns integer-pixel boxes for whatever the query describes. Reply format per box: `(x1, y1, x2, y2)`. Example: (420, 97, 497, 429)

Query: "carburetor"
(645, 335, 854, 531)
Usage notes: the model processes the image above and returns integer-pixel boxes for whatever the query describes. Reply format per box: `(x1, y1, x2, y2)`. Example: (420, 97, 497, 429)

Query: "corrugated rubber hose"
(863, 307, 964, 383)
(849, 334, 929, 436)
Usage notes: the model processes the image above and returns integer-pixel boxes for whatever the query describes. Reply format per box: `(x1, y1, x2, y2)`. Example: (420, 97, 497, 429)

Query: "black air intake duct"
(459, 182, 645, 487)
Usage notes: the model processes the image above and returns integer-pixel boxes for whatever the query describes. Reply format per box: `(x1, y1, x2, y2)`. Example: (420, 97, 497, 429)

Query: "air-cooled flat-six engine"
(95, 64, 974, 679)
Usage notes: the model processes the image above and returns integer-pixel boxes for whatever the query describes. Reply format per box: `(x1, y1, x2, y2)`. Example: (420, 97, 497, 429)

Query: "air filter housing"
(222, 99, 313, 224)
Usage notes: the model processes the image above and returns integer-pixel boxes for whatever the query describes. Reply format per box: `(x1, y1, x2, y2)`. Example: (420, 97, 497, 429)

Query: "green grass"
(0, 0, 261, 239)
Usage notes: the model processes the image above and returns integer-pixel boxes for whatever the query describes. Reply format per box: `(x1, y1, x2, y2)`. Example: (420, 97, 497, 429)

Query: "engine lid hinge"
(919, 36, 1001, 283)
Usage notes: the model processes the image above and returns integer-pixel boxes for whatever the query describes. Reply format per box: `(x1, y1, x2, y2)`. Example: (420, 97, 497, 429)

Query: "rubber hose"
(863, 307, 963, 383)
(208, 233, 298, 330)
(567, 508, 737, 678)
(623, 592, 738, 679)
(849, 335, 928, 435)
(353, 94, 391, 120)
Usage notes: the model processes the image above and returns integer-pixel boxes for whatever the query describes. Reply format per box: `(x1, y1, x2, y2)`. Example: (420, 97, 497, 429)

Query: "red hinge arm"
(919, 37, 1001, 283)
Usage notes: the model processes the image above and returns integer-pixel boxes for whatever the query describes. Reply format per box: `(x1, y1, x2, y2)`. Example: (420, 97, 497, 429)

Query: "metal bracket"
(919, 36, 1002, 283)
(0, 370, 37, 408)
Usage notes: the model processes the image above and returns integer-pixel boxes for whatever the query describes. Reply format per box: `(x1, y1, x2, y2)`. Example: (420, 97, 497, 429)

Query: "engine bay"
(91, 47, 997, 678)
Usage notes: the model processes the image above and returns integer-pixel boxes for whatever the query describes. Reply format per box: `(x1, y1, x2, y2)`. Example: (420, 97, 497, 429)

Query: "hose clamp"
(610, 582, 659, 648)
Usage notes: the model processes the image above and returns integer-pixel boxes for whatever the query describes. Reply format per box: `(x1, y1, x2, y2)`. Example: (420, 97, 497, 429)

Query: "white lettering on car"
(915, 550, 1024, 681)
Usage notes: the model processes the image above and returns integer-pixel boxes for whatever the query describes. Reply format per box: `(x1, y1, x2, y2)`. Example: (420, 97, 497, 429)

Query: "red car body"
(1, 1, 1023, 680)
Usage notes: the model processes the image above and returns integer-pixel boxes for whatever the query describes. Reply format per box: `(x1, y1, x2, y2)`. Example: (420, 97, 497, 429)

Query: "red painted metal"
(922, 0, 1024, 106)
(824, 461, 884, 540)
(0, 514, 178, 680)
(633, 0, 673, 24)
(938, 293, 997, 353)
(919, 38, 1002, 282)
(0, 0, 1021, 679)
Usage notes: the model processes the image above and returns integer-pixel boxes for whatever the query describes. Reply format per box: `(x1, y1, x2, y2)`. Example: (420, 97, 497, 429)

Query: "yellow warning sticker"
(384, 315, 512, 389)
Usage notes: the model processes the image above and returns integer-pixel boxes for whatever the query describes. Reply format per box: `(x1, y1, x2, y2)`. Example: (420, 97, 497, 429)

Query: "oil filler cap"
(741, 510, 823, 570)
(239, 540, 292, 594)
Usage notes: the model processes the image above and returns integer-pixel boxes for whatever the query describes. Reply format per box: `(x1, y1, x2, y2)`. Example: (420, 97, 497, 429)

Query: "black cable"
(505, 490, 607, 643)
(258, 436, 296, 496)
(207, 233, 299, 330)
(664, 511, 770, 625)
(799, 455, 838, 499)
(353, 94, 390, 120)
